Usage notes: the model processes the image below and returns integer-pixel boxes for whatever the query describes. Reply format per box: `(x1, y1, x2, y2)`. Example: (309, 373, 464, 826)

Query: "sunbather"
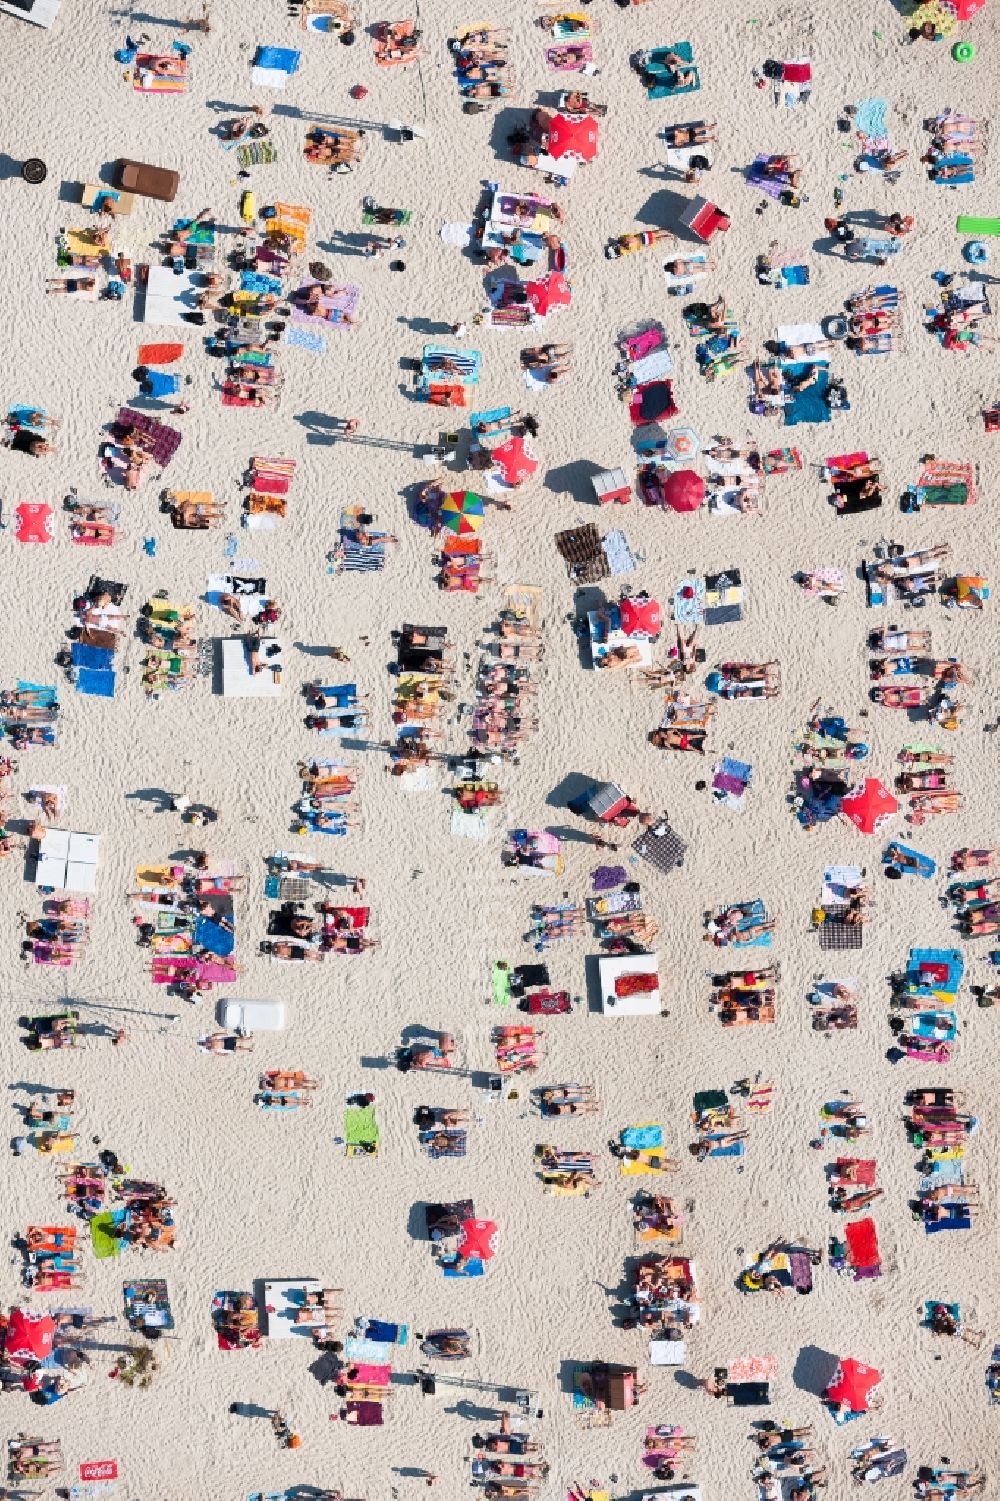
(46, 276, 97, 295)
(636, 49, 697, 89)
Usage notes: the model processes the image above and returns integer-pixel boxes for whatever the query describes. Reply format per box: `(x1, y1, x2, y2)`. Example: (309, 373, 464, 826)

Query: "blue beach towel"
(854, 98, 888, 140)
(784, 362, 831, 425)
(75, 668, 116, 698)
(253, 45, 300, 73)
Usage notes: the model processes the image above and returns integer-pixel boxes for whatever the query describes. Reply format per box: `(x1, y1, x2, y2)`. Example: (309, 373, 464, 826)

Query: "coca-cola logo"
(80, 1461, 118, 1482)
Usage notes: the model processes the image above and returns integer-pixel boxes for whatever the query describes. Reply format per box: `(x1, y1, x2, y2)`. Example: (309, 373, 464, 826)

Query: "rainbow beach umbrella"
(440, 490, 485, 536)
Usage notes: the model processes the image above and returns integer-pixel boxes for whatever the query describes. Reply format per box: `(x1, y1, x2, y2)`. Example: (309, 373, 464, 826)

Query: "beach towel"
(854, 98, 888, 141)
(283, 325, 326, 354)
(747, 154, 794, 201)
(818, 906, 863, 951)
(344, 1400, 383, 1424)
(75, 667, 116, 698)
(546, 42, 593, 71)
(193, 916, 234, 957)
(343, 1335, 392, 1363)
(784, 362, 831, 425)
(90, 1211, 125, 1259)
(622, 1124, 663, 1150)
(492, 961, 512, 1006)
(345, 1103, 379, 1153)
(236, 139, 277, 169)
(291, 280, 360, 330)
(644, 42, 699, 99)
(138, 342, 184, 365)
(932, 154, 975, 186)
(845, 1216, 881, 1278)
(251, 45, 301, 87)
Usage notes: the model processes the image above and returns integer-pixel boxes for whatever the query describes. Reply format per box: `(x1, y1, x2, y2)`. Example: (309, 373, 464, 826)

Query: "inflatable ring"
(964, 240, 988, 264)
(952, 40, 975, 63)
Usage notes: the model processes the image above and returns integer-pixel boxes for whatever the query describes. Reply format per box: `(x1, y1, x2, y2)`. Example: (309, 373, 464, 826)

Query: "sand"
(1, 0, 998, 1497)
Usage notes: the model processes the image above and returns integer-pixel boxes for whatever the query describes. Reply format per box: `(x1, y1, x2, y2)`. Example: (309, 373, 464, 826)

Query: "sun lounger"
(217, 998, 284, 1032)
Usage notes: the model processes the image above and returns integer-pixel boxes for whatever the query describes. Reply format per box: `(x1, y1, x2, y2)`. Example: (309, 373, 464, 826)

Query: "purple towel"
(592, 864, 628, 891)
(713, 771, 746, 796)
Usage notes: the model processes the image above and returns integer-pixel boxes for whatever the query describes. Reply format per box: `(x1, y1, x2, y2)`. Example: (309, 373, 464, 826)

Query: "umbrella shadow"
(547, 772, 599, 810)
(792, 1343, 841, 1396)
(634, 187, 703, 241)
(584, 952, 604, 1014)
(543, 457, 605, 503)
(488, 106, 529, 165)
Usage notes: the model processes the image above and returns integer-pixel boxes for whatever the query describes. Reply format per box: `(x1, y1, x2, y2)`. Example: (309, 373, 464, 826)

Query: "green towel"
(90, 1211, 124, 1260)
(492, 960, 512, 1007)
(345, 1104, 379, 1149)
(956, 216, 1000, 237)
(363, 209, 411, 226)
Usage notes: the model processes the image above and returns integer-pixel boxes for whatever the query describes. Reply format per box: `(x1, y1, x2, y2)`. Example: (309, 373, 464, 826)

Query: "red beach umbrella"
(620, 595, 662, 637)
(662, 468, 705, 513)
(4, 1308, 56, 1362)
(525, 271, 572, 318)
(492, 436, 538, 487)
(840, 777, 898, 835)
(949, 0, 986, 19)
(458, 1218, 498, 1261)
(547, 113, 599, 162)
(825, 1358, 881, 1413)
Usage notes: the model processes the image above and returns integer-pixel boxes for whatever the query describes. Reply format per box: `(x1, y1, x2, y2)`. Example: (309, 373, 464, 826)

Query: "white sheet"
(822, 865, 863, 905)
(261, 1279, 323, 1338)
(598, 952, 661, 1016)
(142, 266, 199, 329)
(629, 347, 673, 383)
(219, 636, 283, 697)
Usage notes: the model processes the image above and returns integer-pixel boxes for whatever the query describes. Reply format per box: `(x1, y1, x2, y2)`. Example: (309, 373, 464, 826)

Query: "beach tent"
(840, 778, 898, 835)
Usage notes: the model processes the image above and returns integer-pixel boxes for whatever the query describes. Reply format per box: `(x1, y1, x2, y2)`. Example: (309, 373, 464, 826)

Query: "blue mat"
(932, 153, 974, 186)
(442, 1257, 484, 1278)
(76, 668, 116, 698)
(784, 362, 831, 426)
(71, 643, 114, 671)
(194, 916, 235, 957)
(253, 45, 300, 73)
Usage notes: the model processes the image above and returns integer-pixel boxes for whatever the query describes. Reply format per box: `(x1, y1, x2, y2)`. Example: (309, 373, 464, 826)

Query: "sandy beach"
(0, 1, 998, 1498)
